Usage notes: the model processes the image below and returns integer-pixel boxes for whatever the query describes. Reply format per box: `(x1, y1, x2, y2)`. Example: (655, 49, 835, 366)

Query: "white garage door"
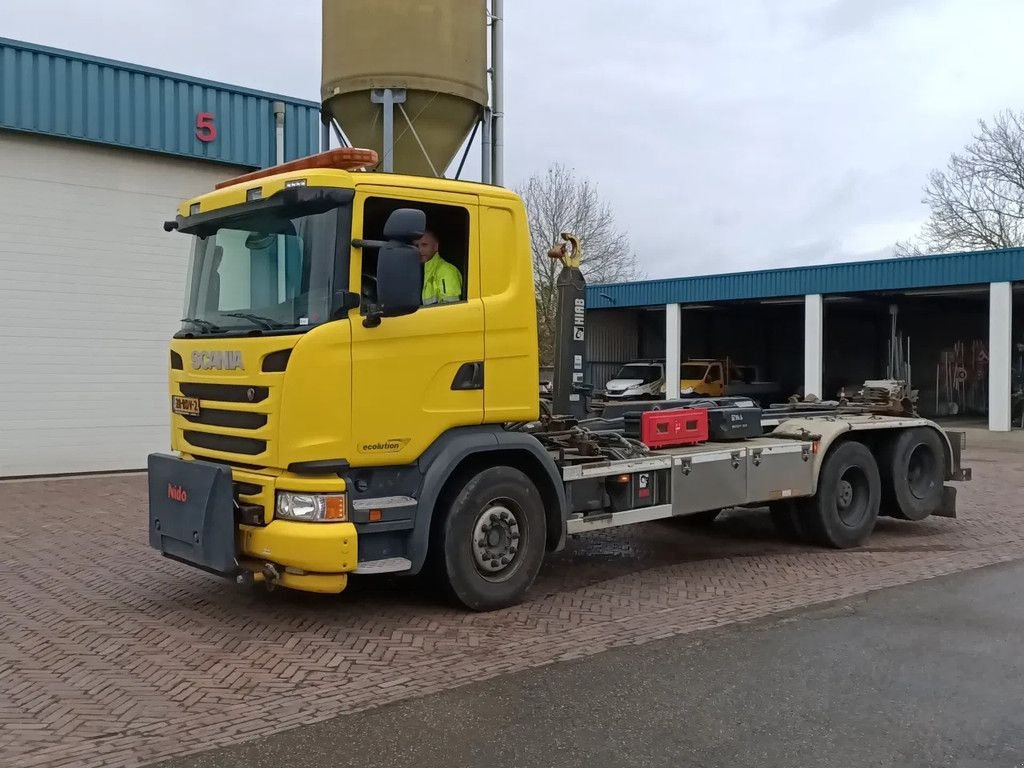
(0, 132, 246, 476)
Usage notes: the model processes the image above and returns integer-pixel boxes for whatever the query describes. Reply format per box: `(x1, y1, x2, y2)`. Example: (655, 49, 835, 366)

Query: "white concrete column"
(989, 281, 1012, 431)
(665, 303, 681, 400)
(804, 294, 824, 399)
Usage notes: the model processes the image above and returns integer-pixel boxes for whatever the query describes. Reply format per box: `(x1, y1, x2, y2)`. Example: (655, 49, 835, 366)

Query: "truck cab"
(151, 149, 559, 606)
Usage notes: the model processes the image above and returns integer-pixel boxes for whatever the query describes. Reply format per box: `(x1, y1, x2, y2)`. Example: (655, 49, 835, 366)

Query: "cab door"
(347, 187, 484, 466)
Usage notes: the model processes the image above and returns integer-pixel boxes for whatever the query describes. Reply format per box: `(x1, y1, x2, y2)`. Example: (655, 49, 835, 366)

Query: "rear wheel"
(879, 428, 945, 521)
(800, 441, 880, 549)
(439, 466, 546, 611)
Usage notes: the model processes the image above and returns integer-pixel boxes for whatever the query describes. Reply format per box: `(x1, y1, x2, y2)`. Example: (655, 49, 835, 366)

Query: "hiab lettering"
(167, 484, 188, 503)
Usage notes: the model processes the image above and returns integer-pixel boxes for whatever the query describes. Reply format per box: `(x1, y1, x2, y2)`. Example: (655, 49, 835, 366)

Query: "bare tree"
(898, 110, 1024, 256)
(517, 164, 643, 365)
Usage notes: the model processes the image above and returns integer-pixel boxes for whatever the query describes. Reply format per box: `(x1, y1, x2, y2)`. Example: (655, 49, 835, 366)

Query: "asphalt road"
(158, 560, 1024, 768)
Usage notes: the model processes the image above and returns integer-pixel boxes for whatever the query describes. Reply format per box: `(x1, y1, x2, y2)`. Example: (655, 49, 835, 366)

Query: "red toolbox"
(639, 407, 709, 449)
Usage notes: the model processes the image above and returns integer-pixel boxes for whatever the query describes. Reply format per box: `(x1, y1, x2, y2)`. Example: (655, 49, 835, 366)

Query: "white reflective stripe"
(422, 296, 439, 306)
(351, 496, 417, 510)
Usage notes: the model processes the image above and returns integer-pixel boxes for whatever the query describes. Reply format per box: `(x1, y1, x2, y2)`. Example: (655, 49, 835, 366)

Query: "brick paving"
(0, 429, 1021, 768)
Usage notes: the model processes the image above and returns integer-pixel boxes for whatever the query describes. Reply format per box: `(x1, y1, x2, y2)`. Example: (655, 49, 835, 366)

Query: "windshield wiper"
(219, 312, 287, 330)
(180, 317, 225, 333)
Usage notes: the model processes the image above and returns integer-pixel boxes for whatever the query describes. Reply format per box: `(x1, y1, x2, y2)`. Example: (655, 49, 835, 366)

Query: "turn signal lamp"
(216, 147, 379, 190)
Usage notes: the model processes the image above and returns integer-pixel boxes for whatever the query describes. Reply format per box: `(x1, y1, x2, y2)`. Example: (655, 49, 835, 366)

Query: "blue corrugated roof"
(587, 247, 1024, 308)
(0, 37, 321, 168)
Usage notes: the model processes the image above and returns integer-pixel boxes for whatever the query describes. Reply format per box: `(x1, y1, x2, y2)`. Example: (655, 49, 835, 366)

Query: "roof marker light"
(215, 147, 379, 190)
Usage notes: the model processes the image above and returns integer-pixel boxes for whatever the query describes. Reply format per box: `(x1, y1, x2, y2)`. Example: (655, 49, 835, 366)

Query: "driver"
(414, 229, 462, 305)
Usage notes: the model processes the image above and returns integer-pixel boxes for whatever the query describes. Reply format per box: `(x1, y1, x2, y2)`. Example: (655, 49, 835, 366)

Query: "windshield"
(181, 207, 343, 334)
(681, 364, 710, 380)
(615, 364, 661, 383)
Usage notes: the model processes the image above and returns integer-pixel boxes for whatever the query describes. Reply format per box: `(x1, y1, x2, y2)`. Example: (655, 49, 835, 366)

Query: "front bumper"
(239, 520, 357, 593)
(148, 453, 357, 594)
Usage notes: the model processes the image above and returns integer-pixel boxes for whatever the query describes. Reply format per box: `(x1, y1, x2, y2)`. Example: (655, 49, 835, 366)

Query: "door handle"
(451, 362, 484, 391)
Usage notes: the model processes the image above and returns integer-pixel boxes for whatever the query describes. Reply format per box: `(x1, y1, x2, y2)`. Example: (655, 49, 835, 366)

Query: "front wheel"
(439, 466, 547, 611)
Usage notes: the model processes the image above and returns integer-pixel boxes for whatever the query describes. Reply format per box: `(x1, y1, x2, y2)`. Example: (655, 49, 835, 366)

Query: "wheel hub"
(472, 504, 521, 575)
(837, 479, 854, 510)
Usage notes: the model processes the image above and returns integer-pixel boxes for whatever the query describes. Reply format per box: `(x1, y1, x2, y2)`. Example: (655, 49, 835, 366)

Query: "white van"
(602, 361, 665, 400)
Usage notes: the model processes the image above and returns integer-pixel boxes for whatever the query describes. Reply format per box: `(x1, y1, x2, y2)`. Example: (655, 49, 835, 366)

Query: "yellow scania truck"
(149, 148, 971, 611)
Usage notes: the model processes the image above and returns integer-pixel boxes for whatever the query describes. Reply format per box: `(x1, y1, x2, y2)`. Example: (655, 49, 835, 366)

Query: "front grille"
(184, 409, 268, 429)
(179, 383, 268, 403)
(184, 430, 266, 456)
(176, 378, 273, 464)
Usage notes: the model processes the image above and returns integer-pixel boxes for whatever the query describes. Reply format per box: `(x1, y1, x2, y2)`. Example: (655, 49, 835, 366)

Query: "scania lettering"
(191, 350, 243, 371)
(148, 147, 972, 611)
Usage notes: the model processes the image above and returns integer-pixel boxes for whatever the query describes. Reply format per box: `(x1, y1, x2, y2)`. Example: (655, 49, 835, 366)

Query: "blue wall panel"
(0, 37, 321, 168)
(588, 248, 1024, 308)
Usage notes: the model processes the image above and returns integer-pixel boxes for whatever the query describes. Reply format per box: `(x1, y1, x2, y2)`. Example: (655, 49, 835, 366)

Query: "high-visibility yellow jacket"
(422, 253, 463, 305)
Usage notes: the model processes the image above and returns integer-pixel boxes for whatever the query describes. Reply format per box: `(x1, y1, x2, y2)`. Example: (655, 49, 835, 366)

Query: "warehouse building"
(587, 249, 1024, 431)
(0, 38, 322, 476)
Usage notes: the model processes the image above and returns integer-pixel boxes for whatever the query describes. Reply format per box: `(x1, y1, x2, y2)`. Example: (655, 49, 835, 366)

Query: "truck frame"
(148, 148, 972, 612)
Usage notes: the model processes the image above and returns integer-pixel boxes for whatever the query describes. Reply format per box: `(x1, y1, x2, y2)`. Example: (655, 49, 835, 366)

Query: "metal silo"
(321, 0, 492, 179)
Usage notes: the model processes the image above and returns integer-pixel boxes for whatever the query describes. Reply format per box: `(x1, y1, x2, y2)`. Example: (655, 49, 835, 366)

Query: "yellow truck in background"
(148, 147, 971, 611)
(671, 358, 781, 403)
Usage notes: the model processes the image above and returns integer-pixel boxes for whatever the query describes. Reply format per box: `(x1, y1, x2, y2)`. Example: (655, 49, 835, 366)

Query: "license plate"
(171, 396, 200, 416)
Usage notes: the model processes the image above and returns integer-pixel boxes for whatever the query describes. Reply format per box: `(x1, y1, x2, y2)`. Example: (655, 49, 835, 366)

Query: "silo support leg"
(370, 88, 406, 173)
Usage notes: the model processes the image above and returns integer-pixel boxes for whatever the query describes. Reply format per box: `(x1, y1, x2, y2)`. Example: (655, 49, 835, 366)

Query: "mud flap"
(148, 453, 238, 577)
(933, 484, 958, 519)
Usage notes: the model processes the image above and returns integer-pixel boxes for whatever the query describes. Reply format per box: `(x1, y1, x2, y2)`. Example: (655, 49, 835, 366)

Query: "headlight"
(275, 492, 348, 522)
(681, 387, 694, 394)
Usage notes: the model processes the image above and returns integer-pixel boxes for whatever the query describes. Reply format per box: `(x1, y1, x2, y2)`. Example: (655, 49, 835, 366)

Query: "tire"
(769, 500, 808, 543)
(438, 466, 547, 611)
(800, 440, 880, 549)
(677, 508, 721, 526)
(879, 428, 945, 521)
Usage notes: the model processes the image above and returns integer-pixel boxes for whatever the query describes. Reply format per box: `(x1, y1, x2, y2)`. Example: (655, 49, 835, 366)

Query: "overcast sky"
(5, 0, 1024, 278)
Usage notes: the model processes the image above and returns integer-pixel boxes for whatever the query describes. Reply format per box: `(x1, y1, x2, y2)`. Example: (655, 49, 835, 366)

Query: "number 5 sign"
(195, 112, 217, 143)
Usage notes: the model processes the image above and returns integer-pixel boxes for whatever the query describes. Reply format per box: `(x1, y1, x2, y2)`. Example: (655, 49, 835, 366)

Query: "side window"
(707, 364, 723, 383)
(360, 197, 470, 311)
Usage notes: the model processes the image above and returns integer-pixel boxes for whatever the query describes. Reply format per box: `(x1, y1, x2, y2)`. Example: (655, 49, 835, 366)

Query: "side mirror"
(376, 243, 421, 318)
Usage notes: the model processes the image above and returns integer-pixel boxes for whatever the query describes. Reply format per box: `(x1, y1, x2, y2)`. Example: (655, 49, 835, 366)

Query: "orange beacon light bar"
(215, 147, 379, 190)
